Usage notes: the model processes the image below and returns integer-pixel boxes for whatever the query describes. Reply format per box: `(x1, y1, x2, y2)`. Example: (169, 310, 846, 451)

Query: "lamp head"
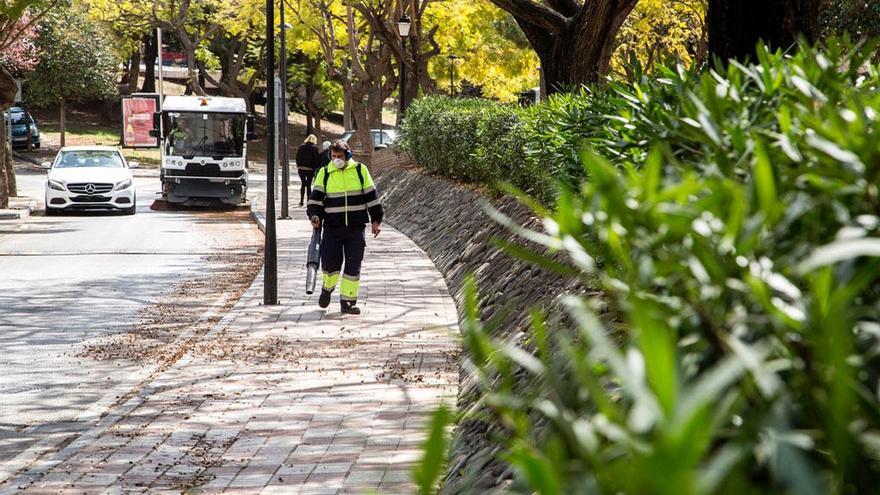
(397, 14, 412, 38)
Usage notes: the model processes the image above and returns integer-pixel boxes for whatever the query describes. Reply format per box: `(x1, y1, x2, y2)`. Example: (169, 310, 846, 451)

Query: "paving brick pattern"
(2, 214, 460, 494)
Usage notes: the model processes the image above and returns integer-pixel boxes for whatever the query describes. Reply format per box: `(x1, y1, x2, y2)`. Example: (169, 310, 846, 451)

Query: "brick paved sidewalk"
(1, 210, 460, 494)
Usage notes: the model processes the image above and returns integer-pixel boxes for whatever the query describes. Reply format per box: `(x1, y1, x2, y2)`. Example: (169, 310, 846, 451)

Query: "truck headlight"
(114, 179, 133, 191)
(47, 179, 65, 191)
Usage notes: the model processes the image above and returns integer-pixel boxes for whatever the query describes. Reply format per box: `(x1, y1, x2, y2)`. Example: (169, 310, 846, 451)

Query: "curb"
(11, 151, 41, 166)
(0, 197, 37, 221)
(250, 197, 267, 234)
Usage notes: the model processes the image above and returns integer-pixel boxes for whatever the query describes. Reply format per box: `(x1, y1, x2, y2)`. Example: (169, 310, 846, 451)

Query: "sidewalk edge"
(0, 197, 37, 221)
(250, 199, 266, 234)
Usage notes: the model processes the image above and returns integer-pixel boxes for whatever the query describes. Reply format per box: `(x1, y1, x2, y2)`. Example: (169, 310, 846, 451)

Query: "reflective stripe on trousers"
(320, 226, 366, 302)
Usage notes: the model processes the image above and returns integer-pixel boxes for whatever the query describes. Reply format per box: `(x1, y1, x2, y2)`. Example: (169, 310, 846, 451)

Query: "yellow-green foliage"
(613, 0, 707, 76)
(427, 3, 540, 102)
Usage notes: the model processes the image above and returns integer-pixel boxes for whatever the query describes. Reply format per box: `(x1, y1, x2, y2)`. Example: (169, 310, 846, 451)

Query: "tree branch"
(513, 15, 554, 55)
(489, 0, 567, 33)
(0, 0, 61, 52)
(543, 0, 581, 18)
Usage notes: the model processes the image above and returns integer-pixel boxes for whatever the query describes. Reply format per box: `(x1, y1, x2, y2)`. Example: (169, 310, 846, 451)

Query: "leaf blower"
(305, 227, 322, 295)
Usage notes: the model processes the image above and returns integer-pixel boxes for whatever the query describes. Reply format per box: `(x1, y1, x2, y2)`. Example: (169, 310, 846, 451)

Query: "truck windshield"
(166, 112, 245, 159)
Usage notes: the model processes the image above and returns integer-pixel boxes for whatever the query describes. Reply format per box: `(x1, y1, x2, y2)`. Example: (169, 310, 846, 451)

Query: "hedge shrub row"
(412, 38, 880, 494)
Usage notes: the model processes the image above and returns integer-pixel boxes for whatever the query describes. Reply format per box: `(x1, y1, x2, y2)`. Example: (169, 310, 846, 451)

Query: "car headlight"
(114, 179, 133, 191)
(47, 179, 65, 191)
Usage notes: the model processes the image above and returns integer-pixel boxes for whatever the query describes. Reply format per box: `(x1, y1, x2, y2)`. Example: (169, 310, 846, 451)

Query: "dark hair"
(330, 140, 349, 153)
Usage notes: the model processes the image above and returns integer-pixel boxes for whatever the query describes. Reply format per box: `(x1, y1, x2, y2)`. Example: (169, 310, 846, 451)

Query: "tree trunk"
(142, 31, 157, 93)
(367, 85, 384, 129)
(127, 49, 141, 95)
(537, 36, 603, 92)
(350, 93, 372, 162)
(343, 89, 353, 131)
(539, 13, 629, 92)
(60, 98, 66, 148)
(0, 65, 17, 110)
(197, 62, 207, 93)
(4, 139, 16, 198)
(247, 93, 256, 115)
(26, 119, 33, 152)
(0, 66, 16, 208)
(708, 0, 819, 62)
(313, 111, 322, 139)
(494, 0, 636, 95)
(305, 83, 314, 135)
(0, 116, 7, 208)
(404, 41, 419, 107)
(179, 32, 206, 96)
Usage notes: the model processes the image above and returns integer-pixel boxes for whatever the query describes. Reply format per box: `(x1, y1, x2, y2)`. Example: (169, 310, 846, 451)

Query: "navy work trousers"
(320, 225, 366, 302)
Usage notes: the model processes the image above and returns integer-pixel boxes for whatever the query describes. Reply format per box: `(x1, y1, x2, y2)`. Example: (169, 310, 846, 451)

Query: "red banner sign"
(121, 95, 159, 148)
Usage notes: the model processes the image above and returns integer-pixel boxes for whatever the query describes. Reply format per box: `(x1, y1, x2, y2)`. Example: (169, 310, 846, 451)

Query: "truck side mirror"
(153, 112, 161, 129)
(149, 129, 160, 138)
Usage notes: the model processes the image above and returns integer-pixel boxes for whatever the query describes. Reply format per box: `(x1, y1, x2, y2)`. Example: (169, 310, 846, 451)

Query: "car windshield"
(375, 131, 394, 142)
(166, 112, 245, 158)
(9, 112, 25, 125)
(56, 150, 125, 169)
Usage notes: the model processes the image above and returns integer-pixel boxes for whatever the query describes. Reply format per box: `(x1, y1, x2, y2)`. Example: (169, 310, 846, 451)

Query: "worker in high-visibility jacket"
(307, 139, 384, 315)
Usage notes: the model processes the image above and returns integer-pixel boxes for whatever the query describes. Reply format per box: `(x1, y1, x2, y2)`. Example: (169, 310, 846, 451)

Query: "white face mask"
(332, 158, 346, 169)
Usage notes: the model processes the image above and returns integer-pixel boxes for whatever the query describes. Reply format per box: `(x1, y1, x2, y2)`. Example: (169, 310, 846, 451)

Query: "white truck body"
(158, 96, 249, 205)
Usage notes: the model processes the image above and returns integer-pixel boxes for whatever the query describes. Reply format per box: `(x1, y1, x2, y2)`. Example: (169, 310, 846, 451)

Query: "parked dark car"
(339, 128, 398, 150)
(3, 107, 41, 149)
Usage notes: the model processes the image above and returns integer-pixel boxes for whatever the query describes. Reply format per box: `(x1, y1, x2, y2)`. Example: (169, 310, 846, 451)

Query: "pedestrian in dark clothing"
(317, 140, 331, 170)
(296, 135, 320, 206)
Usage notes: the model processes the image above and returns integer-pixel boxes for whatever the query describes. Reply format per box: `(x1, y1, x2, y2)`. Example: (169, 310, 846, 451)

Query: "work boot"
(318, 289, 332, 308)
(341, 301, 361, 315)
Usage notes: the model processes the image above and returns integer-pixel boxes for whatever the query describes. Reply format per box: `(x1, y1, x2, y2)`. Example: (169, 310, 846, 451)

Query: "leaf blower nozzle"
(305, 227, 321, 295)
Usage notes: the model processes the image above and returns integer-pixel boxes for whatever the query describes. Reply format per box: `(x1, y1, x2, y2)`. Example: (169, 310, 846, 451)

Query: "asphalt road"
(0, 165, 262, 470)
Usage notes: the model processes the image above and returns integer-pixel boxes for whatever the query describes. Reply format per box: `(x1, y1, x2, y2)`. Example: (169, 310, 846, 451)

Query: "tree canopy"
(4, 0, 872, 126)
(23, 2, 117, 106)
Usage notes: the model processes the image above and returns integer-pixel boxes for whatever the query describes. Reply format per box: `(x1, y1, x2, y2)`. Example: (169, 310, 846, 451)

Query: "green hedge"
(399, 96, 543, 201)
(399, 85, 627, 204)
(413, 39, 880, 494)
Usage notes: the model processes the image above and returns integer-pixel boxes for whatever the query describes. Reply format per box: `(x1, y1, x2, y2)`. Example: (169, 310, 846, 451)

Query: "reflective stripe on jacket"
(306, 159, 383, 228)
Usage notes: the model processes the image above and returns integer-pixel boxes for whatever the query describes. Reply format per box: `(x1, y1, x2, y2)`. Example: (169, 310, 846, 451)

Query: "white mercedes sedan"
(42, 146, 139, 215)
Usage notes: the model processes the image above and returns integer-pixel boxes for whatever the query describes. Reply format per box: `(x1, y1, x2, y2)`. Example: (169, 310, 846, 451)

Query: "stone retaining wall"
(372, 150, 593, 493)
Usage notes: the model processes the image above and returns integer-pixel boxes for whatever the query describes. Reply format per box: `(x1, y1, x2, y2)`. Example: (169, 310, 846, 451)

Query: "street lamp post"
(157, 28, 164, 107)
(279, 13, 292, 220)
(448, 54, 459, 96)
(264, 0, 278, 306)
(397, 14, 411, 126)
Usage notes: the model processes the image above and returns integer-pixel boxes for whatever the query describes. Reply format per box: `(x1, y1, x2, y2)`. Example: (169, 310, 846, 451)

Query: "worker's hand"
(371, 221, 381, 238)
(311, 216, 321, 229)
